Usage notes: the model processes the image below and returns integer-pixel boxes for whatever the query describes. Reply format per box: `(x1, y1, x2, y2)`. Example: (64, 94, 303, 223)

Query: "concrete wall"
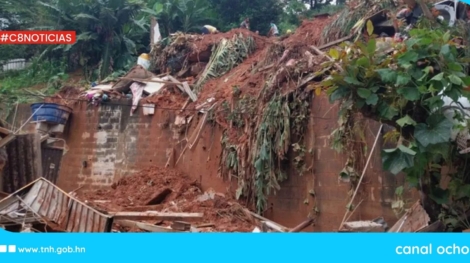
(9, 96, 414, 231)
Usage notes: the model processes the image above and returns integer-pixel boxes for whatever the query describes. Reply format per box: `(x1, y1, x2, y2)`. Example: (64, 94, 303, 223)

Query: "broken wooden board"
(145, 188, 172, 205)
(171, 221, 191, 231)
(111, 212, 204, 221)
(115, 220, 182, 232)
(388, 201, 430, 232)
(341, 221, 386, 232)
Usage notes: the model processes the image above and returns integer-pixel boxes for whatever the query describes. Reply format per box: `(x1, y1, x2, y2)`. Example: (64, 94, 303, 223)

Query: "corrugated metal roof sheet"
(0, 177, 113, 232)
(2, 134, 39, 193)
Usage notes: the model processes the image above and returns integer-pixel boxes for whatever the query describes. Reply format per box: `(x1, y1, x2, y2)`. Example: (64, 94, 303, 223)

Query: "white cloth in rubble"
(130, 82, 145, 116)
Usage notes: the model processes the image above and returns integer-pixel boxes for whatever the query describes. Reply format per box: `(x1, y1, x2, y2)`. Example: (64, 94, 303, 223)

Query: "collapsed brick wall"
(11, 96, 415, 231)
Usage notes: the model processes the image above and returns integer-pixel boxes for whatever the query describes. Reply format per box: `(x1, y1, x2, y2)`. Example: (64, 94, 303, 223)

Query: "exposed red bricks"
(9, 95, 417, 231)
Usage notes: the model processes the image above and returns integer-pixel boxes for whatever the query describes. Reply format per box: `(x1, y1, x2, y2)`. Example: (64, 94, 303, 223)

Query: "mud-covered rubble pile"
(181, 21, 332, 123)
(149, 28, 268, 76)
(79, 166, 254, 232)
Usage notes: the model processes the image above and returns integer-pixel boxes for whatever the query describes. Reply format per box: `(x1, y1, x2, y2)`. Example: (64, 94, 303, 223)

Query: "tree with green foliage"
(207, 0, 283, 34)
(322, 20, 470, 231)
(144, 0, 217, 36)
(1, 0, 148, 81)
(42, 0, 148, 80)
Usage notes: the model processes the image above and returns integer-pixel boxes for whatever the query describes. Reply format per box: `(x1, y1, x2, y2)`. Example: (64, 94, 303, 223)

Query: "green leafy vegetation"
(0, 0, 342, 104)
(322, 18, 470, 231)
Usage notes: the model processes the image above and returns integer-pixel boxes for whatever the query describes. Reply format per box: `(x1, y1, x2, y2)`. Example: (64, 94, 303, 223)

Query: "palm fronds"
(320, 1, 398, 45)
(194, 33, 256, 93)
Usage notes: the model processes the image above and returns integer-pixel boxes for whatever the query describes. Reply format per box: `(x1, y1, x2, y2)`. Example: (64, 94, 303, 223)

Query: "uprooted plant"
(321, 19, 470, 231)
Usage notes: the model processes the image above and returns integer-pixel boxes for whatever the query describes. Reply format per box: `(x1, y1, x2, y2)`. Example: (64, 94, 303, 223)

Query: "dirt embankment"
(79, 166, 254, 232)
(283, 15, 336, 48)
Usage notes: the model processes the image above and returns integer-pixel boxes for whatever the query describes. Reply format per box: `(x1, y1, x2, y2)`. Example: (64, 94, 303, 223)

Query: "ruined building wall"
(10, 96, 414, 231)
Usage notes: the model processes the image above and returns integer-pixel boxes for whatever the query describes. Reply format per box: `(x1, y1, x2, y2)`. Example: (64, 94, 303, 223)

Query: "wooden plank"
(118, 205, 164, 212)
(0, 134, 16, 148)
(115, 219, 182, 232)
(111, 211, 204, 221)
(33, 133, 43, 178)
(182, 82, 197, 102)
(171, 221, 191, 231)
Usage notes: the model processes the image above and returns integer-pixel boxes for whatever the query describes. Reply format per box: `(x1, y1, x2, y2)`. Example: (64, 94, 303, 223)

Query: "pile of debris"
(149, 29, 265, 77)
(0, 167, 312, 233)
(43, 15, 336, 216)
(79, 166, 256, 232)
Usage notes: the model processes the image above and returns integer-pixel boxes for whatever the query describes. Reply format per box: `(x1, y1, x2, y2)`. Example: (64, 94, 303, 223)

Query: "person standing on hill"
(201, 25, 219, 35)
(240, 18, 250, 30)
(268, 22, 279, 37)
